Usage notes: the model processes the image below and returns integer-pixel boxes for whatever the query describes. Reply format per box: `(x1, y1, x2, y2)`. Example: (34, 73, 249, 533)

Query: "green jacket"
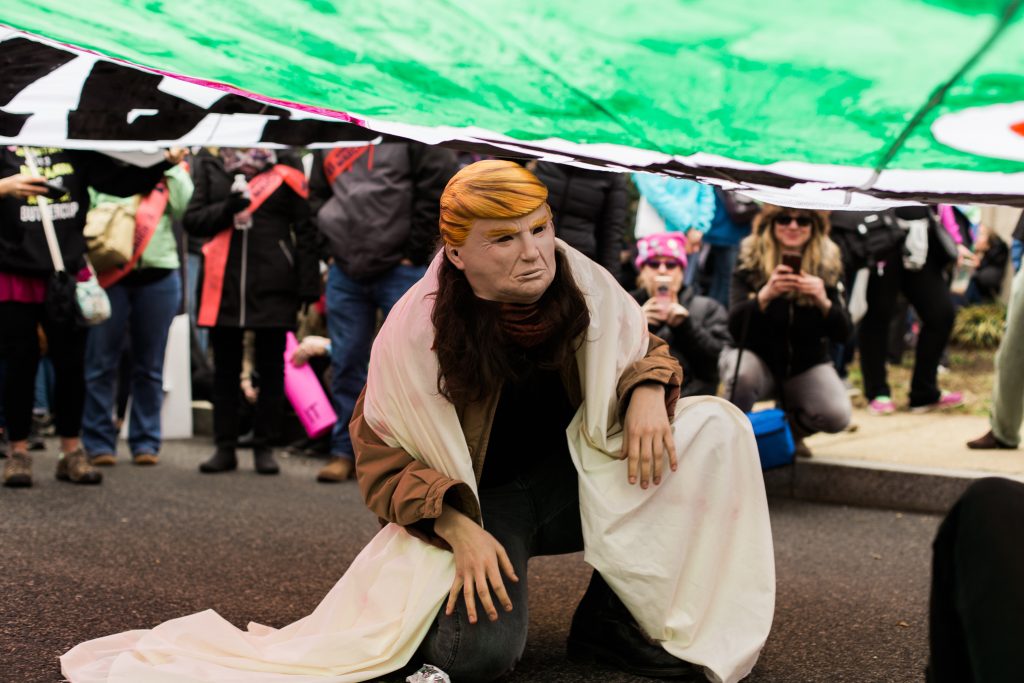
(89, 163, 194, 271)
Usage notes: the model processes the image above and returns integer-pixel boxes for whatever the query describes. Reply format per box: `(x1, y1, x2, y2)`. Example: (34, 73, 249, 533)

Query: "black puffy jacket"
(532, 162, 628, 279)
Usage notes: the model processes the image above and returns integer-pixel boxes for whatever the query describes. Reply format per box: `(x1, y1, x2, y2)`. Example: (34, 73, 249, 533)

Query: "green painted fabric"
(6, 1, 1024, 172)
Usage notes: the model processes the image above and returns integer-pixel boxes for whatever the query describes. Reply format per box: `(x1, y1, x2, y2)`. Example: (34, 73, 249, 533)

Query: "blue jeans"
(34, 357, 55, 414)
(1013, 238, 1023, 274)
(704, 243, 739, 308)
(326, 263, 425, 459)
(82, 271, 181, 456)
(417, 454, 585, 681)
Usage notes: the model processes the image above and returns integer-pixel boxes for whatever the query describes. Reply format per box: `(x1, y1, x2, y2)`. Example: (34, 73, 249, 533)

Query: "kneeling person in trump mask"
(353, 161, 774, 682)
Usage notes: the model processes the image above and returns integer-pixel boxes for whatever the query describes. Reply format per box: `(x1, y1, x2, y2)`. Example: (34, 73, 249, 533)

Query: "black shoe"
(253, 446, 279, 475)
(199, 448, 238, 473)
(568, 573, 702, 680)
(967, 430, 1016, 450)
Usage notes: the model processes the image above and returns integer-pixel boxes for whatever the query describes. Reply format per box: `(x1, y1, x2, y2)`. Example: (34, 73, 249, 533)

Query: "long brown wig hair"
(431, 161, 590, 406)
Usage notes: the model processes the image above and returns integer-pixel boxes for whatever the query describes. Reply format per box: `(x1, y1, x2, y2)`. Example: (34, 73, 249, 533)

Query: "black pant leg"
(41, 313, 87, 439)
(901, 262, 954, 407)
(929, 477, 1024, 683)
(0, 303, 42, 442)
(858, 263, 899, 400)
(251, 328, 286, 447)
(209, 327, 243, 448)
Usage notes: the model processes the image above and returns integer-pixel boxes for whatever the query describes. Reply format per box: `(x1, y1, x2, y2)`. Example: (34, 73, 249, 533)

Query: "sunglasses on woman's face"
(774, 214, 813, 228)
(645, 259, 681, 270)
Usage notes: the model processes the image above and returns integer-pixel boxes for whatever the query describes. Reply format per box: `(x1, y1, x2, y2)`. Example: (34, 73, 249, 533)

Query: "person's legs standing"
(990, 265, 1024, 447)
(82, 282, 131, 461)
(250, 328, 285, 474)
(782, 362, 852, 436)
(719, 348, 775, 413)
(126, 272, 181, 461)
(0, 357, 6, 445)
(859, 261, 899, 404)
(928, 477, 1024, 683)
(902, 261, 956, 408)
(42, 307, 99, 484)
(201, 327, 243, 472)
(1, 303, 42, 485)
(320, 264, 375, 482)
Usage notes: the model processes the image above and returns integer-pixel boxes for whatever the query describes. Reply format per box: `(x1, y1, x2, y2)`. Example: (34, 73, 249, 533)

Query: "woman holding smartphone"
(720, 204, 852, 457)
(630, 232, 731, 398)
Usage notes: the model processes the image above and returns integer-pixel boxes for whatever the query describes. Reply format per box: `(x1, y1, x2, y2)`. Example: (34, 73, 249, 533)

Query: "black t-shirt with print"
(0, 147, 169, 276)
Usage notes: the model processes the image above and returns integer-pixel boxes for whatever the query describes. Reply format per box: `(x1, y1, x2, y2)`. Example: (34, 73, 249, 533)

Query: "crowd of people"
(1, 145, 1021, 489)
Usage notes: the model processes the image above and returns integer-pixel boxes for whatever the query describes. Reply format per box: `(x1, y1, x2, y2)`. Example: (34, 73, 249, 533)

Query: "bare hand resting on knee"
(434, 505, 519, 624)
(622, 383, 677, 489)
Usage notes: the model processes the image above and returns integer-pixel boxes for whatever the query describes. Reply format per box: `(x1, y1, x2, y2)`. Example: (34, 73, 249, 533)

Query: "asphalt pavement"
(0, 440, 941, 683)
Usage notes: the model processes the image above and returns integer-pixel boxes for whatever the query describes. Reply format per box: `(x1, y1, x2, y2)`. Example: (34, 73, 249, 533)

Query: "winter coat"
(0, 148, 170, 277)
(729, 241, 851, 381)
(631, 286, 731, 397)
(350, 333, 680, 540)
(309, 141, 456, 281)
(532, 162, 628, 278)
(184, 151, 320, 329)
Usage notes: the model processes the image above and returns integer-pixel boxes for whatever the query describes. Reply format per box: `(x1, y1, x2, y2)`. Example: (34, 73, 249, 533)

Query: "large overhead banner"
(4, 1, 1024, 207)
(0, 30, 376, 151)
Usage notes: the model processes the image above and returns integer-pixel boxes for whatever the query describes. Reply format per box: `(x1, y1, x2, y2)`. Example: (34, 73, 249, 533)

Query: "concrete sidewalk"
(770, 407, 1023, 514)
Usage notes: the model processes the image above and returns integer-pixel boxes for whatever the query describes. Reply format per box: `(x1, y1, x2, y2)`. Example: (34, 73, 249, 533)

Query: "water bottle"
(231, 174, 253, 230)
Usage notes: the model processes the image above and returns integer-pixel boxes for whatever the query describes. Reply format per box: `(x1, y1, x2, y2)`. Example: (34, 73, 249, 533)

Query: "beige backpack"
(83, 197, 140, 272)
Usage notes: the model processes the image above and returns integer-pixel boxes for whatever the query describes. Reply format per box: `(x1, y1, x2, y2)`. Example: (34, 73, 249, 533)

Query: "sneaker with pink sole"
(910, 390, 963, 414)
(868, 396, 896, 415)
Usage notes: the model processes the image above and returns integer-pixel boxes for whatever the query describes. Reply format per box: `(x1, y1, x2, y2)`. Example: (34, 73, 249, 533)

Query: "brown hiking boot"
(132, 453, 159, 466)
(90, 453, 117, 466)
(3, 452, 33, 488)
(316, 457, 354, 483)
(56, 448, 102, 484)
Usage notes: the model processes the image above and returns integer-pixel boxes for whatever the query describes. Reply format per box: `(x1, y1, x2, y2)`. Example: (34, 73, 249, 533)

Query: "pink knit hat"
(635, 233, 688, 271)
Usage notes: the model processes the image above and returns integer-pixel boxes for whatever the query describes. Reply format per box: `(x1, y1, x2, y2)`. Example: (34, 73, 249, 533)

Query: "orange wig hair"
(438, 160, 549, 247)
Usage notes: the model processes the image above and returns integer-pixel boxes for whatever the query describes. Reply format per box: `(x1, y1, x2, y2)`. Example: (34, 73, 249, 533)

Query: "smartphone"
(39, 180, 66, 200)
(781, 252, 802, 274)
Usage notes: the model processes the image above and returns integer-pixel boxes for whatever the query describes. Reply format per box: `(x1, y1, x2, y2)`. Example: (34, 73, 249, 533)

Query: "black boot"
(568, 572, 702, 680)
(199, 447, 237, 473)
(253, 446, 279, 475)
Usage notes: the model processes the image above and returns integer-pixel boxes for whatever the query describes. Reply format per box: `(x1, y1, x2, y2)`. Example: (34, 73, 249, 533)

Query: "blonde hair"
(739, 204, 843, 303)
(439, 160, 549, 247)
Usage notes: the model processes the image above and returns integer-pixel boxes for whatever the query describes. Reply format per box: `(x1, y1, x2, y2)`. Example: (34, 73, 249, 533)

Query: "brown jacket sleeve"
(615, 332, 683, 418)
(351, 387, 476, 530)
